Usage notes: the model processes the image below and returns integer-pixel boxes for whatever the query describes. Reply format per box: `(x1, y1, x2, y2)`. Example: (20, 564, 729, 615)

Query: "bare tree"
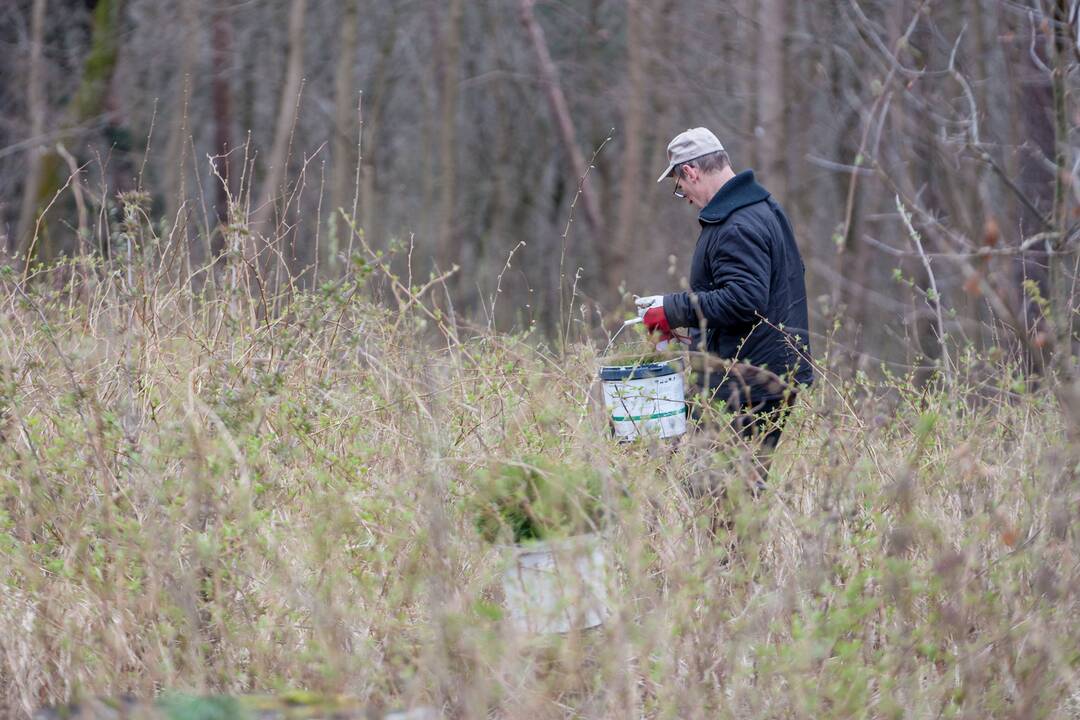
(357, 8, 400, 253)
(329, 0, 359, 273)
(519, 0, 602, 237)
(13, 0, 47, 258)
(755, 0, 786, 196)
(16, 0, 124, 265)
(437, 0, 464, 275)
(210, 0, 234, 240)
(613, 0, 645, 292)
(164, 0, 199, 246)
(1049, 0, 1077, 346)
(0, 0, 1074, 367)
(250, 0, 308, 254)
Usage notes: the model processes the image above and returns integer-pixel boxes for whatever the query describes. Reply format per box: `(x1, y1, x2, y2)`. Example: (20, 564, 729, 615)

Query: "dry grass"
(1, 222, 1078, 719)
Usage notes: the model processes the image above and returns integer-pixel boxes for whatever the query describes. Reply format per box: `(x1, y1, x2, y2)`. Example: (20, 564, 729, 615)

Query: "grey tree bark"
(329, 0, 359, 274)
(755, 0, 785, 197)
(164, 0, 198, 250)
(613, 0, 645, 293)
(13, 0, 47, 258)
(519, 0, 602, 236)
(354, 5, 400, 256)
(437, 0, 464, 275)
(250, 0, 307, 255)
(210, 0, 234, 239)
(1050, 0, 1076, 347)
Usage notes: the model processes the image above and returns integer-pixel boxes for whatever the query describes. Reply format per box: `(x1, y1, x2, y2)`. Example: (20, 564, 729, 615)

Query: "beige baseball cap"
(656, 127, 725, 183)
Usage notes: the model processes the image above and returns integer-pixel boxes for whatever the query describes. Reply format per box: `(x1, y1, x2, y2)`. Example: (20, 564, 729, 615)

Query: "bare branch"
(898, 196, 953, 384)
(1029, 9, 1054, 75)
(839, 0, 930, 247)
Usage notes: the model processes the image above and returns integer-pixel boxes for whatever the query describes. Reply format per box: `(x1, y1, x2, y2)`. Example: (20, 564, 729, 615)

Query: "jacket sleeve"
(663, 223, 771, 329)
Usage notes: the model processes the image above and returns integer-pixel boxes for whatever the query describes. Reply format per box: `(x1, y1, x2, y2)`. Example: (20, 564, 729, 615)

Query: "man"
(639, 127, 813, 484)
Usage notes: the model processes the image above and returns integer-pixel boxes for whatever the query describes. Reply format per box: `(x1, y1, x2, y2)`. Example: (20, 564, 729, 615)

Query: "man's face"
(672, 165, 708, 208)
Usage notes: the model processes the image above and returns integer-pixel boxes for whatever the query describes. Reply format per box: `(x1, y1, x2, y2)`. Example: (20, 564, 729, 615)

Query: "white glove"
(633, 294, 665, 318)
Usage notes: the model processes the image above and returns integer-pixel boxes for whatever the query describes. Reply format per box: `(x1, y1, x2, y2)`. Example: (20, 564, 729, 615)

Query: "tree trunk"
(1049, 0, 1076, 348)
(519, 0, 602, 237)
(328, 0, 359, 274)
(480, 0, 511, 279)
(165, 0, 198, 251)
(17, 0, 122, 265)
(1014, 9, 1057, 372)
(250, 0, 307, 255)
(613, 0, 644, 293)
(13, 0, 47, 259)
(828, 6, 860, 314)
(210, 0, 234, 243)
(356, 5, 400, 254)
(420, 2, 440, 253)
(437, 0, 464, 275)
(755, 0, 785, 197)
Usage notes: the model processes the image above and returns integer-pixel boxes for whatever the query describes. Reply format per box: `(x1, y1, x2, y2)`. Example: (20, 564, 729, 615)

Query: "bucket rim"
(498, 531, 607, 555)
(598, 356, 683, 381)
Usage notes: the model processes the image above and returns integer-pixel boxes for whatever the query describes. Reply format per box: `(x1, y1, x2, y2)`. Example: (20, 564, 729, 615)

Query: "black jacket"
(663, 170, 813, 400)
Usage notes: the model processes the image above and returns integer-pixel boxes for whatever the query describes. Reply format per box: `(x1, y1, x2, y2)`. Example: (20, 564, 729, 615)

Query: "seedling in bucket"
(470, 458, 610, 635)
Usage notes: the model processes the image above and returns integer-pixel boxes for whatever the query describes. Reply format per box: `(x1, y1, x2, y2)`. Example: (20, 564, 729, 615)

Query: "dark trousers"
(730, 395, 795, 461)
(686, 384, 798, 492)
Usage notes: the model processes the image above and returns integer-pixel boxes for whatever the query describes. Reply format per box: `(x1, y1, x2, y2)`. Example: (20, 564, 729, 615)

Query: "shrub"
(470, 457, 604, 544)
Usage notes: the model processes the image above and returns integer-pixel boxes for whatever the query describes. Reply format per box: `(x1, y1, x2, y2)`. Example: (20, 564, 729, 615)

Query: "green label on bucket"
(611, 407, 687, 422)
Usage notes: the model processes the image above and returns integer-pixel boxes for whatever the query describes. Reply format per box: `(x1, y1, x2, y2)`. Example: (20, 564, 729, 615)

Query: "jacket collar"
(698, 170, 770, 225)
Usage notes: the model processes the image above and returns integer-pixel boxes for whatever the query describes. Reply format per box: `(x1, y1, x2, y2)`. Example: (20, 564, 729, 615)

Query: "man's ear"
(682, 164, 699, 183)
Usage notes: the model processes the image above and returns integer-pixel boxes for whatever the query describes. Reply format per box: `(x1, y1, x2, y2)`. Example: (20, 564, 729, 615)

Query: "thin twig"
(560, 132, 613, 349)
(489, 241, 526, 332)
(898, 195, 953, 384)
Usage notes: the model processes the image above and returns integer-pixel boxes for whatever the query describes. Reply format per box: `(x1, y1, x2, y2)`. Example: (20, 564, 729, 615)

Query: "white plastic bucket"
(600, 358, 687, 442)
(501, 533, 609, 635)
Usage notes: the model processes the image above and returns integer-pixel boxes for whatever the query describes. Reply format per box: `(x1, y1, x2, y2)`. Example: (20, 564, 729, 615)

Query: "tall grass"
(1, 202, 1078, 719)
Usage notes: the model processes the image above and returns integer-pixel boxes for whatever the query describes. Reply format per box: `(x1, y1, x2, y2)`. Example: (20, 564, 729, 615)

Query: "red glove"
(643, 306, 672, 340)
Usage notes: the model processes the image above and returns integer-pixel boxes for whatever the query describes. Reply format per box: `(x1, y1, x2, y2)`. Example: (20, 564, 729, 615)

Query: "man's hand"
(643, 306, 672, 340)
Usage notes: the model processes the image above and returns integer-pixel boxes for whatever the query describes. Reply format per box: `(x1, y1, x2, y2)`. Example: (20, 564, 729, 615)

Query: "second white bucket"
(501, 533, 609, 635)
(599, 358, 687, 442)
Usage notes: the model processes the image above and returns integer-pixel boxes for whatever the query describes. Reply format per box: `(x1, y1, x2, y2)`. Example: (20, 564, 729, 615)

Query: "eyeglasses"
(672, 178, 686, 200)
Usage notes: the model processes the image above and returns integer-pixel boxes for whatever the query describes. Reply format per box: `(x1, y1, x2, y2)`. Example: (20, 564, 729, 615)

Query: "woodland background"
(3, 3, 1080, 718)
(1, 0, 1078, 369)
